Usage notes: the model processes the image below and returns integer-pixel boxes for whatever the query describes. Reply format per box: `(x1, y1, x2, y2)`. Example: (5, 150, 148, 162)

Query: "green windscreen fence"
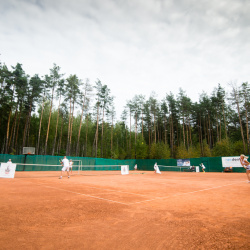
(0, 154, 247, 173)
(136, 159, 177, 171)
(135, 157, 246, 173)
(0, 155, 136, 171)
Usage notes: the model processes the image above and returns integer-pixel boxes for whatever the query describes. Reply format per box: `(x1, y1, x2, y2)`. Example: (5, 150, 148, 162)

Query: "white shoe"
(68, 176, 70, 178)
(59, 176, 62, 179)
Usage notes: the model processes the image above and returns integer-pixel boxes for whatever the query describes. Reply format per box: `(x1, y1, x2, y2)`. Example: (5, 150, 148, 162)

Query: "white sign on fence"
(0, 163, 16, 178)
(121, 165, 129, 175)
(221, 156, 242, 168)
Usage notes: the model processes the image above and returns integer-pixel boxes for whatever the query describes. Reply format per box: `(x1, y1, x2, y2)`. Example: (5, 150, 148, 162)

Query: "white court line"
(29, 177, 149, 197)
(75, 183, 149, 197)
(130, 180, 247, 205)
(20, 180, 130, 206)
(18, 178, 248, 206)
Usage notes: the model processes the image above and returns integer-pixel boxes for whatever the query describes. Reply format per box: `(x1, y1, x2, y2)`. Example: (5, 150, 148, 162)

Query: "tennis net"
(79, 165, 129, 175)
(0, 162, 129, 177)
(158, 165, 191, 172)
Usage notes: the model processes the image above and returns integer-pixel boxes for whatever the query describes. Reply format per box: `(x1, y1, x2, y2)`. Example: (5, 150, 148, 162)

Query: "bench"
(183, 167, 195, 172)
(224, 167, 233, 172)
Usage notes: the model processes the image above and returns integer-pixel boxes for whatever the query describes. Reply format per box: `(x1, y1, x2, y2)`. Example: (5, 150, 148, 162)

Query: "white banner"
(177, 159, 190, 167)
(121, 165, 129, 175)
(221, 156, 242, 168)
(0, 163, 16, 178)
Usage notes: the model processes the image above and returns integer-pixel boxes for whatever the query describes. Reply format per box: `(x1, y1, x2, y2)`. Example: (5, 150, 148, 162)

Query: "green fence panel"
(95, 158, 136, 170)
(0, 154, 247, 173)
(136, 159, 177, 171)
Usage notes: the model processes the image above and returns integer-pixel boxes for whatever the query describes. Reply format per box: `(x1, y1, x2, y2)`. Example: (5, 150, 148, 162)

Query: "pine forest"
(0, 61, 249, 159)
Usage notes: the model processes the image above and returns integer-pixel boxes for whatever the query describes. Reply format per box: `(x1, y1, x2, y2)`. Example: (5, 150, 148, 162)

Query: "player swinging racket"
(59, 156, 70, 179)
(239, 154, 250, 183)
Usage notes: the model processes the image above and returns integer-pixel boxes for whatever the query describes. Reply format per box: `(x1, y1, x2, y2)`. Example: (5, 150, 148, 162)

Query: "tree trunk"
(5, 107, 12, 154)
(85, 114, 89, 157)
(186, 123, 189, 149)
(57, 113, 63, 155)
(69, 101, 75, 155)
(141, 107, 144, 138)
(95, 103, 99, 158)
(170, 114, 174, 157)
(37, 98, 45, 155)
(22, 101, 32, 149)
(236, 97, 246, 151)
(208, 113, 212, 148)
(52, 95, 61, 156)
(222, 102, 227, 139)
(230, 86, 246, 152)
(15, 102, 22, 151)
(111, 113, 113, 158)
(129, 109, 131, 158)
(199, 116, 203, 156)
(5, 85, 15, 154)
(216, 112, 219, 142)
(219, 115, 222, 141)
(154, 112, 156, 143)
(188, 118, 192, 146)
(66, 97, 72, 155)
(10, 107, 18, 153)
(101, 106, 105, 157)
(44, 88, 54, 155)
(8, 107, 18, 151)
(76, 94, 86, 156)
(164, 116, 167, 145)
(182, 115, 185, 147)
(243, 95, 249, 154)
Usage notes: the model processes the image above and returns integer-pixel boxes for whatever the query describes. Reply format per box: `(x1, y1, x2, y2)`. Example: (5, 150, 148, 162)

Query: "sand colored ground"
(0, 171, 249, 249)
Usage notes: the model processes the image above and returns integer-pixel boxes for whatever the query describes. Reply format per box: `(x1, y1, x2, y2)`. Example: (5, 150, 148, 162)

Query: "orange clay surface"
(0, 171, 249, 250)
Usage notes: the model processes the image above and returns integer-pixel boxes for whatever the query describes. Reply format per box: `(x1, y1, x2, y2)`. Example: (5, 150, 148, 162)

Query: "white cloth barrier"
(0, 163, 16, 178)
(121, 165, 129, 175)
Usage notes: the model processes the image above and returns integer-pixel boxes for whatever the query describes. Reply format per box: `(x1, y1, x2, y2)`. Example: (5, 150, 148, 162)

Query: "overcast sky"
(1, 0, 250, 119)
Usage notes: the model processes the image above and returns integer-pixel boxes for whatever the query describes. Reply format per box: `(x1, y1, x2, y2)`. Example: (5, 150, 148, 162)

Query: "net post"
(22, 147, 35, 171)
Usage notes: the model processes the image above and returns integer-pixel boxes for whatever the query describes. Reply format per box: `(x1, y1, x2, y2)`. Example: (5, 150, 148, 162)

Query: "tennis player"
(134, 164, 137, 171)
(201, 163, 206, 173)
(239, 154, 250, 183)
(59, 156, 70, 179)
(7, 159, 12, 165)
(69, 159, 73, 174)
(154, 162, 161, 174)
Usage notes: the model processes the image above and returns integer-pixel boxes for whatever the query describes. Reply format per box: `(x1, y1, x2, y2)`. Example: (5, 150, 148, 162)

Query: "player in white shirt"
(134, 164, 137, 171)
(239, 154, 250, 183)
(59, 156, 70, 179)
(7, 159, 12, 165)
(201, 163, 206, 173)
(154, 162, 161, 174)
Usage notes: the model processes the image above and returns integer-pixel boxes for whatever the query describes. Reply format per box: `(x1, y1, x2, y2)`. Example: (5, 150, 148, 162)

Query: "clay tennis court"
(0, 171, 249, 249)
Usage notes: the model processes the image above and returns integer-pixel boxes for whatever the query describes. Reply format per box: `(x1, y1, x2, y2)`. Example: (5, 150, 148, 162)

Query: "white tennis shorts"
(61, 166, 69, 172)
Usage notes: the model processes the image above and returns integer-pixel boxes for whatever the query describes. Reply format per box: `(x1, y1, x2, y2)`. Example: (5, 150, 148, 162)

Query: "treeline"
(0, 61, 249, 159)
